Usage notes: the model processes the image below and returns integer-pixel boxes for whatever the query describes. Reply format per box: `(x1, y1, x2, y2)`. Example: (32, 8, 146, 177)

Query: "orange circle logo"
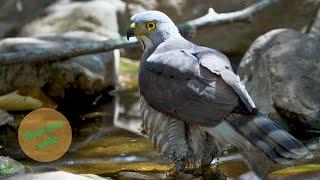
(18, 108, 72, 162)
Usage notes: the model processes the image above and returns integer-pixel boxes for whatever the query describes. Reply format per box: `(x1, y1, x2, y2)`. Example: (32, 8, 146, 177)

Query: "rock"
(80, 174, 113, 180)
(19, 0, 125, 38)
(0, 31, 118, 98)
(0, 109, 14, 126)
(238, 29, 320, 132)
(0, 0, 54, 38)
(0, 63, 50, 96)
(0, 37, 51, 95)
(46, 31, 119, 99)
(2, 1, 123, 98)
(238, 171, 260, 180)
(309, 10, 320, 41)
(123, 0, 320, 55)
(0, 156, 25, 178)
(0, 88, 57, 111)
(8, 171, 112, 180)
(118, 172, 155, 180)
(0, 90, 42, 111)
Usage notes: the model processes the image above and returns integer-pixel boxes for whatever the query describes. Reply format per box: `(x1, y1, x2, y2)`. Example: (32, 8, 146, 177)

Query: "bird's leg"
(186, 125, 217, 169)
(140, 97, 190, 172)
(163, 119, 189, 172)
(142, 110, 189, 171)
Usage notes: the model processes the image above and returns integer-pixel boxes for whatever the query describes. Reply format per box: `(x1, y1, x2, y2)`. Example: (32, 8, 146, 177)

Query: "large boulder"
(238, 29, 320, 132)
(0, 31, 118, 98)
(122, 0, 320, 55)
(44, 31, 118, 99)
(19, 0, 125, 38)
(0, 38, 51, 95)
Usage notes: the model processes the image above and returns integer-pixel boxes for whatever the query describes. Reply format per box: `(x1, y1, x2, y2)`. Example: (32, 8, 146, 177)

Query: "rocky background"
(0, 0, 319, 179)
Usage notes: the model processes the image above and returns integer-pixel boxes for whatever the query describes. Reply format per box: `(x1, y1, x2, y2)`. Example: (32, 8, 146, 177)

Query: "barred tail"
(225, 113, 312, 164)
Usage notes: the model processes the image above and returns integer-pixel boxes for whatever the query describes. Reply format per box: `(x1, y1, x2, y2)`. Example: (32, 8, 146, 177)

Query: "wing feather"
(139, 49, 238, 126)
(196, 47, 257, 113)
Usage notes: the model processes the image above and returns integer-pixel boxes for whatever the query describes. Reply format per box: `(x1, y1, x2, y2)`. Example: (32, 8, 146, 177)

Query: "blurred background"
(0, 0, 319, 179)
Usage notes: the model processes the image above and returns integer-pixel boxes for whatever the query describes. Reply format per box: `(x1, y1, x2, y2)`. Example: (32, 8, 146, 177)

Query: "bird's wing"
(196, 47, 256, 113)
(139, 48, 239, 126)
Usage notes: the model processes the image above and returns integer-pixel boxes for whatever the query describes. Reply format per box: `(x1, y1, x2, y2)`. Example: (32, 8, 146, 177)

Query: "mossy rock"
(0, 156, 25, 178)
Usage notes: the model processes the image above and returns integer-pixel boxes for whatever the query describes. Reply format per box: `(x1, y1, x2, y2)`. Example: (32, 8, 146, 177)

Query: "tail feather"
(247, 116, 307, 158)
(252, 115, 309, 158)
(226, 113, 312, 164)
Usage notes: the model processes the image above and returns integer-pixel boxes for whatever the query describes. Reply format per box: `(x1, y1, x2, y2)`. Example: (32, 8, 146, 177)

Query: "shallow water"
(1, 89, 319, 179)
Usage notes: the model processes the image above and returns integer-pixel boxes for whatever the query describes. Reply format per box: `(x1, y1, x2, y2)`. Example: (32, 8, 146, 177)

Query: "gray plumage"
(128, 10, 312, 172)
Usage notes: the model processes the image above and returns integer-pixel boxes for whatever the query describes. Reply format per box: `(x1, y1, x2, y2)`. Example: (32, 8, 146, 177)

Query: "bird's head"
(127, 11, 180, 50)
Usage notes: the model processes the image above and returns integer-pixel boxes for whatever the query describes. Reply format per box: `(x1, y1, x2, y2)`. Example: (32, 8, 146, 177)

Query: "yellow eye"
(146, 21, 156, 30)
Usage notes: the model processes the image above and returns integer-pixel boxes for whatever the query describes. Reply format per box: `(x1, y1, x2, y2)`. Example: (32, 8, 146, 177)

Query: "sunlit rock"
(19, 0, 125, 39)
(0, 88, 57, 111)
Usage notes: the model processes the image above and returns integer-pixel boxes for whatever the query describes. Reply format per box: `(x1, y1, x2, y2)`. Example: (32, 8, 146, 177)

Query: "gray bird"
(126, 10, 312, 172)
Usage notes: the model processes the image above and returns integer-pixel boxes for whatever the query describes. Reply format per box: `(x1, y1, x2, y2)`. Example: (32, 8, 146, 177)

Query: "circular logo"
(18, 108, 72, 162)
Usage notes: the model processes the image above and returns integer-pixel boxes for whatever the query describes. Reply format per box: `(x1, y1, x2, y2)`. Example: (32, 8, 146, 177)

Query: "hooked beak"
(126, 23, 136, 41)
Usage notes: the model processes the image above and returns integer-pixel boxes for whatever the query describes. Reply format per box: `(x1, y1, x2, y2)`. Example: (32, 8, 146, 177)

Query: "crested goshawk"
(126, 10, 312, 171)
